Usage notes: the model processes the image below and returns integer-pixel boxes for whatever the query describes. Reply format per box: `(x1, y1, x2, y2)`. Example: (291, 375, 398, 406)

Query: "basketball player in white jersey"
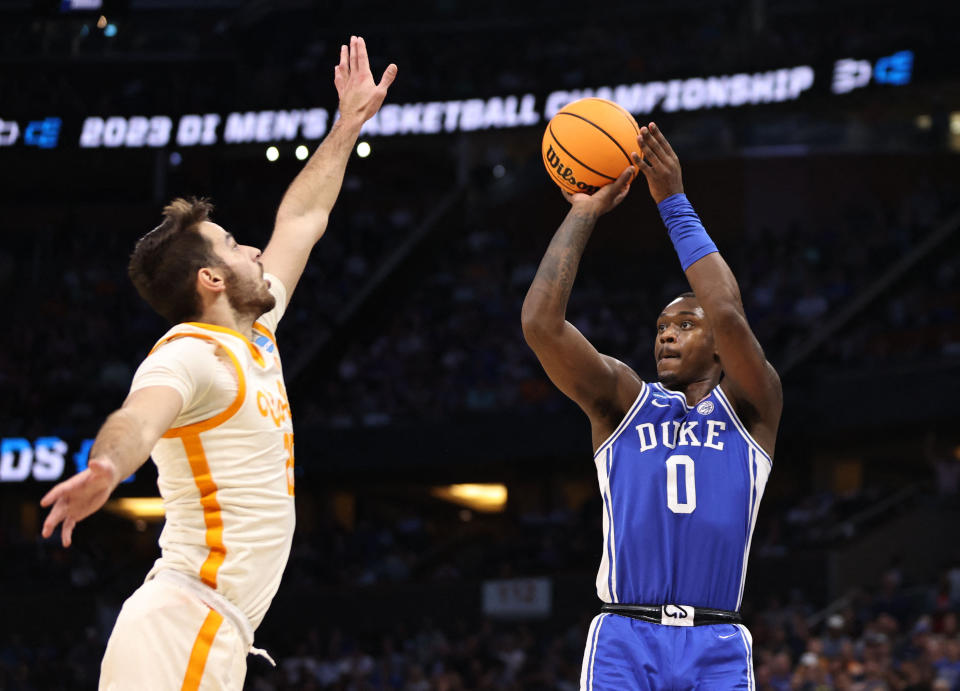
(39, 36, 396, 690)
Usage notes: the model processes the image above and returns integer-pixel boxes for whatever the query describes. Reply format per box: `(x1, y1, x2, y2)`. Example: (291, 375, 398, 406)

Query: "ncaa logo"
(697, 401, 714, 416)
(255, 334, 276, 354)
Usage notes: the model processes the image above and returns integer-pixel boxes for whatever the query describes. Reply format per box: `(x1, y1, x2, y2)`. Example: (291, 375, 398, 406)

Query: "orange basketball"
(541, 97, 641, 195)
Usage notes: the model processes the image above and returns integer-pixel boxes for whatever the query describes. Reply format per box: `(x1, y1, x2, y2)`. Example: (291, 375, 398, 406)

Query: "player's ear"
(197, 266, 226, 293)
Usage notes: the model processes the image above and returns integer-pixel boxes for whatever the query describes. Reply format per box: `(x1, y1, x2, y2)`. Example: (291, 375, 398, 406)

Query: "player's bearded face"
(222, 264, 275, 318)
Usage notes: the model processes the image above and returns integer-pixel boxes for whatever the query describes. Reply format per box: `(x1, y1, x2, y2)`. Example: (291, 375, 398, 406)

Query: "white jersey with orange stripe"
(129, 274, 295, 631)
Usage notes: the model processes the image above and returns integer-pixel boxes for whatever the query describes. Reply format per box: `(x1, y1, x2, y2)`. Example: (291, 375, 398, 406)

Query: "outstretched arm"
(521, 167, 644, 444)
(261, 35, 397, 300)
(40, 386, 182, 547)
(634, 123, 782, 454)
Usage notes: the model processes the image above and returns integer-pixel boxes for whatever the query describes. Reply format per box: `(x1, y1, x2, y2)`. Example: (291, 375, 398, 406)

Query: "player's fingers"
(356, 36, 369, 73)
(62, 517, 76, 548)
(40, 484, 62, 507)
(608, 166, 634, 198)
(349, 35, 359, 73)
(640, 125, 666, 162)
(378, 63, 398, 90)
(630, 151, 651, 171)
(42, 501, 65, 537)
(649, 122, 677, 159)
(611, 165, 635, 189)
(614, 181, 632, 203)
(339, 44, 348, 71)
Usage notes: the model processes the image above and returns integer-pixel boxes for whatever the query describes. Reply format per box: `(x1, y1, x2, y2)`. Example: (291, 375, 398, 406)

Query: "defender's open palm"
(41, 457, 119, 547)
(334, 35, 398, 125)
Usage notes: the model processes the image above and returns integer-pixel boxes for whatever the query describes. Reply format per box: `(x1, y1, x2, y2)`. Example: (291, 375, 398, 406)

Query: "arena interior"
(1, 0, 959, 689)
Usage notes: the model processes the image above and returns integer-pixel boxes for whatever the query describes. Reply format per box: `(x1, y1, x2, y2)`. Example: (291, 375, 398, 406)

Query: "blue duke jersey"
(594, 381, 772, 611)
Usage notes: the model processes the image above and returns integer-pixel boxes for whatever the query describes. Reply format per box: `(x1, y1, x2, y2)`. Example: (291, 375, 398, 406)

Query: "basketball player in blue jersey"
(522, 122, 782, 690)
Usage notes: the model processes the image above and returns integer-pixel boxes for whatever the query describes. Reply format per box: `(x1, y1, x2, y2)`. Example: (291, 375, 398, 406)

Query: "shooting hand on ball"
(562, 165, 636, 217)
(334, 35, 398, 126)
(634, 122, 684, 204)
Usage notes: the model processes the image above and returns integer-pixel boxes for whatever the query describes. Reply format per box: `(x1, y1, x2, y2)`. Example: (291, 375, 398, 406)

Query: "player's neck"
(197, 302, 256, 342)
(673, 374, 720, 407)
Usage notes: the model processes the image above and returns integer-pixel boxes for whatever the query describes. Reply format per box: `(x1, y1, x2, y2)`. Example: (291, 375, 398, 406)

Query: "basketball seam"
(554, 112, 633, 166)
(583, 98, 641, 137)
(547, 126, 618, 182)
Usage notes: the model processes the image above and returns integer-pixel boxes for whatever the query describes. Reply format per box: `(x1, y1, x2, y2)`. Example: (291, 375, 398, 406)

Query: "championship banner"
(0, 50, 914, 150)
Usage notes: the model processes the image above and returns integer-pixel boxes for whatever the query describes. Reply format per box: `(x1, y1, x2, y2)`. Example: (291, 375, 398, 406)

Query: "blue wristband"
(657, 193, 718, 271)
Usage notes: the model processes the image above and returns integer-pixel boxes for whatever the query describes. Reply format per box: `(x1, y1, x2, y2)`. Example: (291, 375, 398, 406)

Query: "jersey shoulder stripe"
(152, 332, 246, 439)
(593, 383, 649, 460)
(714, 386, 772, 467)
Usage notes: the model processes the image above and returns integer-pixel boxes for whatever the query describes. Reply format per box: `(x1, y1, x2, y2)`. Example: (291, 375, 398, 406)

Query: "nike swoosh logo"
(651, 400, 669, 408)
(718, 633, 738, 639)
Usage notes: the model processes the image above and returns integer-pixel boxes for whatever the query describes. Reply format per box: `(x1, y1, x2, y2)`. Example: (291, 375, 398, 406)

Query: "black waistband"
(601, 603, 742, 626)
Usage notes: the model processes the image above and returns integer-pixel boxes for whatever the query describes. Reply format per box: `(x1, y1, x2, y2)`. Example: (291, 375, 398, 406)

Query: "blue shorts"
(579, 613, 756, 690)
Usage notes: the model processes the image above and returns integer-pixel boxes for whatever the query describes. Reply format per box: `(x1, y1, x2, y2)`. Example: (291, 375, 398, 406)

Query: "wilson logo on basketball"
(544, 145, 600, 194)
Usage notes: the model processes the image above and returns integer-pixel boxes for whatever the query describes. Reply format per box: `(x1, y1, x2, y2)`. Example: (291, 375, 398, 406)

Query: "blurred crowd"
(2, 155, 957, 438)
(2, 516, 959, 691)
(295, 168, 960, 430)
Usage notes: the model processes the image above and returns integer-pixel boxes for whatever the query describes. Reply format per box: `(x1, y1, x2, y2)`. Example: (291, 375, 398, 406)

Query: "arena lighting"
(356, 141, 371, 158)
(104, 497, 165, 521)
(950, 113, 960, 136)
(265, 145, 279, 162)
(295, 144, 309, 160)
(431, 483, 508, 513)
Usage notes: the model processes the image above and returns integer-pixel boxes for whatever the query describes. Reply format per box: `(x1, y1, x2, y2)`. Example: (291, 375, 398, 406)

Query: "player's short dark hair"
(127, 197, 224, 324)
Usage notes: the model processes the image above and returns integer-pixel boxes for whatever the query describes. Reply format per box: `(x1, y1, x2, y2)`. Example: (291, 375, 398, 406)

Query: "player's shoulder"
(147, 325, 224, 360)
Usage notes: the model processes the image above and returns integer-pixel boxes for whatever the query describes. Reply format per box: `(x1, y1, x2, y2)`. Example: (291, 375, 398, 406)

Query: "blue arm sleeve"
(657, 193, 719, 271)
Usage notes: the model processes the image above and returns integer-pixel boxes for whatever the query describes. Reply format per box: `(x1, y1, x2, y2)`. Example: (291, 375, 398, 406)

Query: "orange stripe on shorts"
(181, 608, 223, 691)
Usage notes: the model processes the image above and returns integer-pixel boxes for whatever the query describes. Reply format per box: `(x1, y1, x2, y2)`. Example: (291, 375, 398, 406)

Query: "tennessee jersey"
(129, 274, 295, 630)
(594, 381, 771, 611)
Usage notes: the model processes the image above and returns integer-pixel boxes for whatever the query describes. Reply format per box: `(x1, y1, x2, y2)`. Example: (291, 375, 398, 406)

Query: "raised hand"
(41, 457, 120, 547)
(562, 165, 636, 217)
(334, 36, 398, 126)
(633, 122, 684, 204)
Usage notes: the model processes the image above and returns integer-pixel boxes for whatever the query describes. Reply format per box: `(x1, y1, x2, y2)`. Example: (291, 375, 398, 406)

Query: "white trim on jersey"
(605, 447, 618, 603)
(593, 386, 648, 603)
(579, 613, 608, 691)
(736, 447, 758, 610)
(737, 448, 770, 610)
(593, 383, 649, 460)
(596, 451, 612, 602)
(595, 446, 619, 603)
(735, 624, 756, 691)
(713, 386, 773, 468)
